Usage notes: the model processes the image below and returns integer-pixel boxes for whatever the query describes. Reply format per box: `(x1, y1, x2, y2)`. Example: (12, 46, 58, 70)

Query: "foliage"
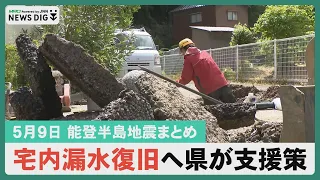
(230, 23, 256, 46)
(253, 5, 315, 40)
(41, 5, 140, 75)
(222, 68, 236, 80)
(238, 60, 255, 79)
(159, 48, 169, 56)
(171, 44, 179, 49)
(133, 5, 179, 48)
(248, 5, 266, 27)
(5, 44, 28, 89)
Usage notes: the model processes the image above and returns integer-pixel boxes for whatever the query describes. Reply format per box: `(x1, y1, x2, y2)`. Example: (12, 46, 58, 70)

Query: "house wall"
(215, 5, 248, 27)
(172, 6, 216, 44)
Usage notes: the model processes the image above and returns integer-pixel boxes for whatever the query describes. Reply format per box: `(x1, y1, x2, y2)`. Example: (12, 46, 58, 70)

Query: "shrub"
(230, 23, 256, 46)
(5, 44, 28, 90)
(223, 68, 236, 80)
(238, 60, 255, 79)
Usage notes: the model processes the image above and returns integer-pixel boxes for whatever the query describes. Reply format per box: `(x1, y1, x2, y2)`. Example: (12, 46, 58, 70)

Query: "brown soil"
(261, 86, 280, 101)
(227, 120, 282, 143)
(205, 103, 256, 130)
(229, 84, 261, 100)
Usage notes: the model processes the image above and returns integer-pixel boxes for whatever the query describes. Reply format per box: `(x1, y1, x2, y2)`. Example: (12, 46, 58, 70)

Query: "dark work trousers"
(203, 85, 236, 105)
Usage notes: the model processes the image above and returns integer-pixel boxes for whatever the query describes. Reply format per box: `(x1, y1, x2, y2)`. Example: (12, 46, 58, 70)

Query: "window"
(227, 11, 238, 21)
(133, 35, 156, 50)
(115, 34, 156, 50)
(190, 13, 202, 23)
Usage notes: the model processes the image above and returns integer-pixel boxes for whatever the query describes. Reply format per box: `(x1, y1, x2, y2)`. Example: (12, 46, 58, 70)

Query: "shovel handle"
(138, 66, 224, 105)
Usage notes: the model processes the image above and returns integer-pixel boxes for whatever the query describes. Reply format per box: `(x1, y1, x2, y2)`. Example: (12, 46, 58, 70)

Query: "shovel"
(138, 66, 224, 104)
(138, 65, 280, 109)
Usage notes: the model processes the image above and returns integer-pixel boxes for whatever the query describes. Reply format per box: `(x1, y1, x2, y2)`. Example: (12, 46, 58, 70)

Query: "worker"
(176, 38, 236, 105)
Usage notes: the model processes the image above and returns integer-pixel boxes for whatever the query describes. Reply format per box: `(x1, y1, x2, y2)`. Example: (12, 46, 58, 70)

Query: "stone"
(39, 34, 125, 108)
(9, 87, 47, 120)
(15, 34, 62, 119)
(95, 89, 154, 120)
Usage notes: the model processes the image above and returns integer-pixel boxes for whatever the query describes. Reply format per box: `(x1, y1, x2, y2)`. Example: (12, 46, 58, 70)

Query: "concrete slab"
(255, 110, 283, 123)
(63, 105, 87, 116)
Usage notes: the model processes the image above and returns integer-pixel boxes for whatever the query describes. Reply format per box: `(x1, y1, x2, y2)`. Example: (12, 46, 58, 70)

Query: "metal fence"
(160, 34, 315, 83)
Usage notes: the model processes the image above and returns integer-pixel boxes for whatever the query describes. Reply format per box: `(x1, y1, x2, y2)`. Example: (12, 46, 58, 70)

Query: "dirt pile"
(230, 84, 261, 99)
(204, 103, 256, 130)
(132, 72, 229, 143)
(39, 34, 125, 108)
(227, 120, 282, 143)
(9, 87, 47, 120)
(96, 89, 154, 120)
(14, 34, 62, 119)
(261, 86, 280, 101)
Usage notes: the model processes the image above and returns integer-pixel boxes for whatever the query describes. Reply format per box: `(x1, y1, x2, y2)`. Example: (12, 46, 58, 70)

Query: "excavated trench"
(10, 34, 282, 143)
(205, 103, 256, 130)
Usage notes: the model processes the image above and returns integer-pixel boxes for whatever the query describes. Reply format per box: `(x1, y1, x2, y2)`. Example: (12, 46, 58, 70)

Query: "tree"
(5, 44, 28, 89)
(132, 5, 179, 48)
(230, 23, 256, 46)
(42, 5, 140, 75)
(248, 5, 266, 27)
(253, 5, 315, 40)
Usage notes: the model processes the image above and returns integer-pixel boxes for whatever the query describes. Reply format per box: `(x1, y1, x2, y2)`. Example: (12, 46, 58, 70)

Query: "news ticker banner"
(5, 121, 205, 143)
(5, 121, 315, 175)
(5, 143, 314, 175)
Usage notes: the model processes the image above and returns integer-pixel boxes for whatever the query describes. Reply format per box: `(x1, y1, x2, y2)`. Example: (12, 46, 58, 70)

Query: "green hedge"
(5, 44, 28, 90)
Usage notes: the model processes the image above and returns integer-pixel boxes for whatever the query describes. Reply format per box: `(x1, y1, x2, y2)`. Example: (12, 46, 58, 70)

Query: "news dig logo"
(6, 5, 60, 25)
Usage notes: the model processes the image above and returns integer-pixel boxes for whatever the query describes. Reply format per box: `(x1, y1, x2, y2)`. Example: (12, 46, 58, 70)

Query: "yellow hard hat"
(179, 38, 194, 48)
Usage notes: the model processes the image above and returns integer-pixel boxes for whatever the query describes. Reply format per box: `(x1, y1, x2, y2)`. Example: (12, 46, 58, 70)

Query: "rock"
(15, 34, 62, 119)
(96, 89, 154, 120)
(122, 70, 146, 93)
(204, 103, 256, 130)
(9, 87, 47, 120)
(39, 34, 125, 108)
(134, 73, 229, 143)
